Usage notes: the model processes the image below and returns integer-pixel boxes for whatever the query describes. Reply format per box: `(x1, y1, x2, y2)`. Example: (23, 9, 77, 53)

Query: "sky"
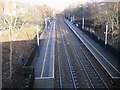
(18, 0, 89, 10)
(38, 0, 89, 10)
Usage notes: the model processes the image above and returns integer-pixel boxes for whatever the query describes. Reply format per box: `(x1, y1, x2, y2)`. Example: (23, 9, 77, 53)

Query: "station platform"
(33, 20, 55, 88)
(34, 77, 54, 88)
(65, 19, 120, 79)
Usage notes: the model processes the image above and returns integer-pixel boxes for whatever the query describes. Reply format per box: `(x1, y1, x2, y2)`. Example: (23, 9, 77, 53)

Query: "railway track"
(54, 14, 120, 89)
(54, 15, 111, 89)
(61, 19, 108, 88)
(56, 18, 79, 88)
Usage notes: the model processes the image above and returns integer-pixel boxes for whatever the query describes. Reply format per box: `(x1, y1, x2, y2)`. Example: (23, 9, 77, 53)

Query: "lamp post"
(72, 15, 74, 23)
(100, 2, 108, 51)
(105, 10, 108, 50)
(80, 5, 87, 30)
(79, 5, 84, 30)
(82, 10, 84, 30)
(45, 14, 48, 29)
(35, 3, 40, 54)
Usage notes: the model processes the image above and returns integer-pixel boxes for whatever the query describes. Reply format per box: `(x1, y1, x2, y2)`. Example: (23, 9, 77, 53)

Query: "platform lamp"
(79, 5, 84, 30)
(102, 2, 109, 51)
(35, 2, 40, 54)
(105, 10, 108, 51)
(80, 5, 87, 31)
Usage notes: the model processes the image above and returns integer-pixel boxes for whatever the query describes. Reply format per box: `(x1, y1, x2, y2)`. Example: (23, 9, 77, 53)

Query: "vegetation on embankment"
(64, 2, 120, 58)
(1, 1, 55, 88)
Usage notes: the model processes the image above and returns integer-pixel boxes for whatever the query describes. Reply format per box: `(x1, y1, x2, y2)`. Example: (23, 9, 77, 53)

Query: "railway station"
(1, 0, 120, 89)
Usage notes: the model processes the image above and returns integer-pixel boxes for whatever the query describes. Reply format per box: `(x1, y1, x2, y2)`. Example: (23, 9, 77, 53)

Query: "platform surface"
(65, 19, 120, 79)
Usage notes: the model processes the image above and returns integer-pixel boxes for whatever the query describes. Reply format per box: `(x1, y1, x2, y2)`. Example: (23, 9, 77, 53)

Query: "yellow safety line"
(80, 31, 120, 74)
(35, 77, 54, 79)
(67, 21, 120, 75)
(52, 21, 55, 78)
(40, 28, 52, 77)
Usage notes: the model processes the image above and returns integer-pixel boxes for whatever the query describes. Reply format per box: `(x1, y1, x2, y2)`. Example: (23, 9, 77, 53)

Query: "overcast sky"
(18, 0, 89, 10)
(16, 0, 119, 10)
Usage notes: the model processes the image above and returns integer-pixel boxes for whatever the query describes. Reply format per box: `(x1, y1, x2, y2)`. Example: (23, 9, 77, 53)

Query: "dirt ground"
(1, 26, 37, 88)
